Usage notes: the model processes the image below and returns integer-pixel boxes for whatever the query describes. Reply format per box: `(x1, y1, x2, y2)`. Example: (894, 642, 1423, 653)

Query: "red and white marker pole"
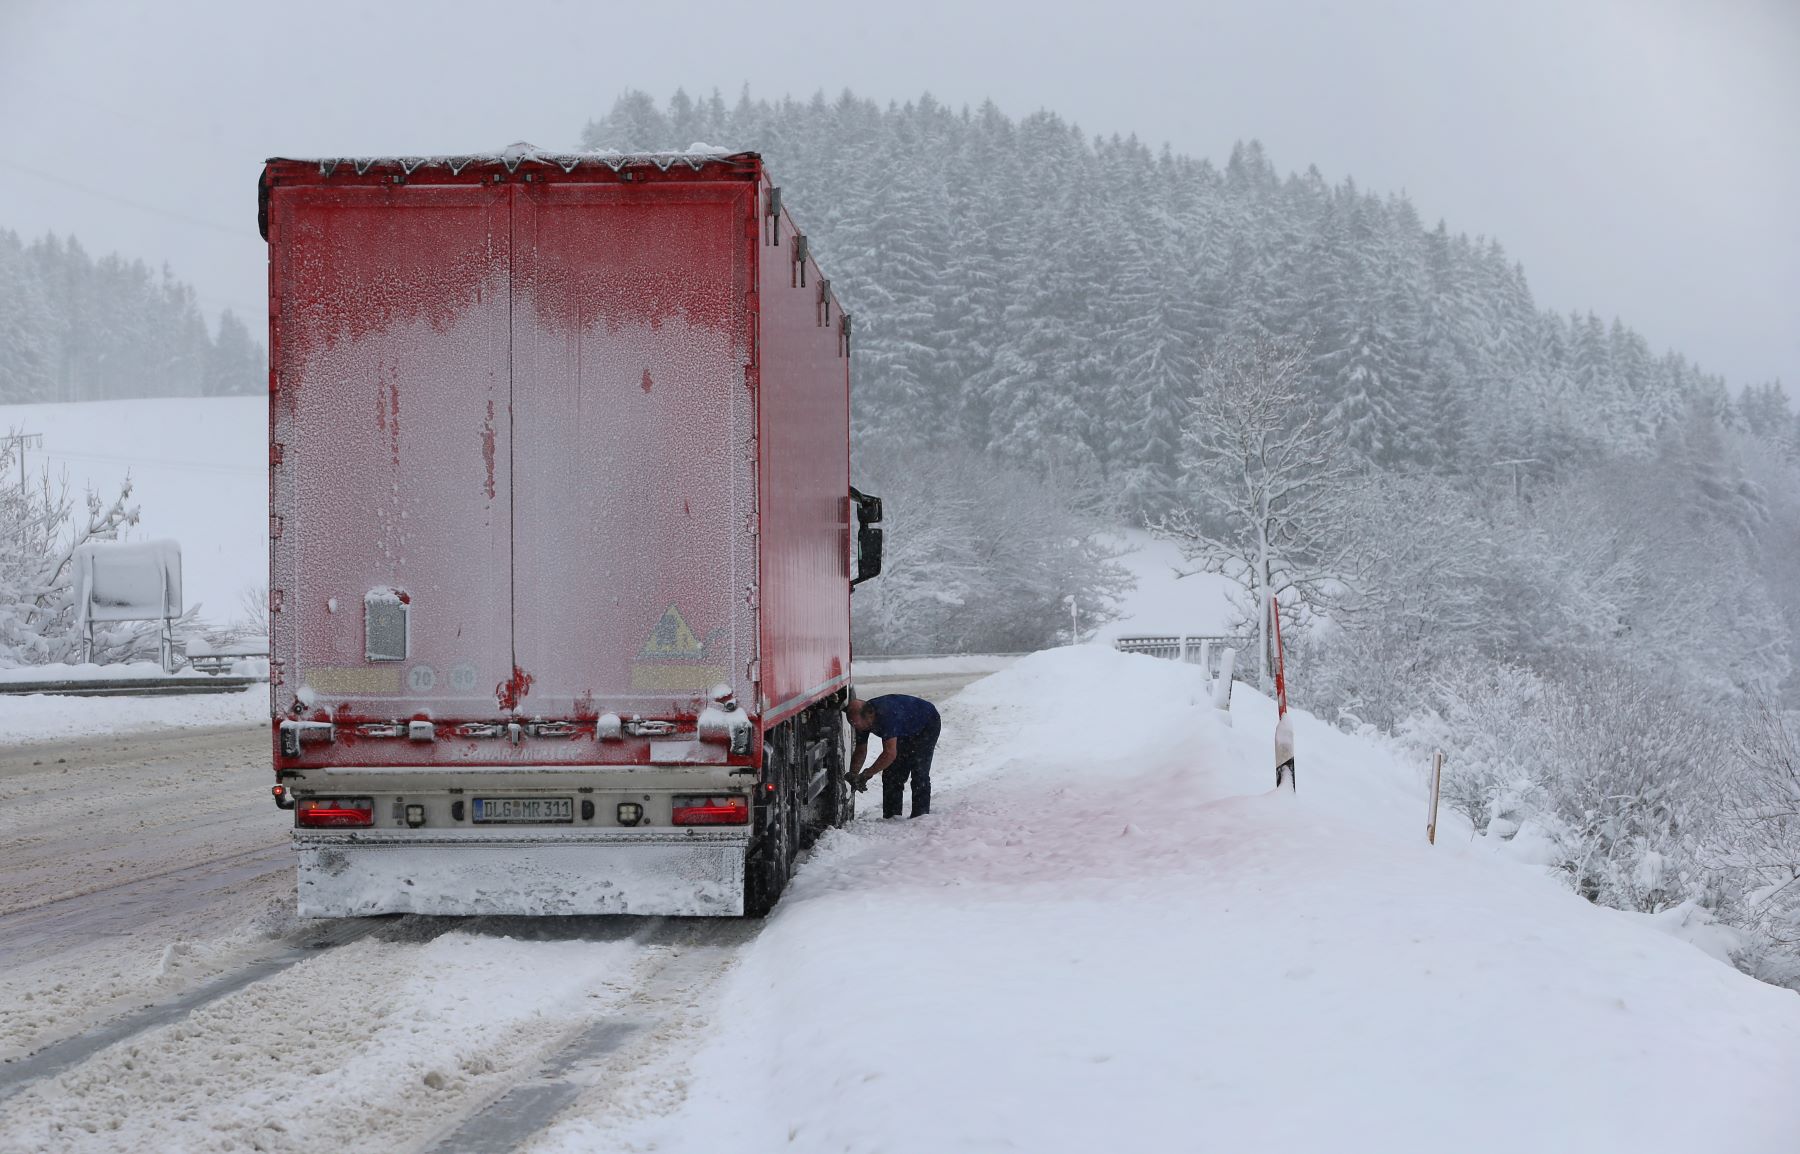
(1272, 594, 1295, 790)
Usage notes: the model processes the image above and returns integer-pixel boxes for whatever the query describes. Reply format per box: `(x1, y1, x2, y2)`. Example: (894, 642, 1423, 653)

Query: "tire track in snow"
(424, 918, 762, 1154)
(0, 917, 698, 1154)
(0, 918, 378, 1109)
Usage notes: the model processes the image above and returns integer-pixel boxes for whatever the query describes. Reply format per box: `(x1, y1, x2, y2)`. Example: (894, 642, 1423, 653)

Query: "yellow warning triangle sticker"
(641, 604, 704, 658)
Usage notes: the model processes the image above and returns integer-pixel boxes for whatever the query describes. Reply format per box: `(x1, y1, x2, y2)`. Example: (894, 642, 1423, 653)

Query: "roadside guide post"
(1272, 595, 1295, 790)
(1427, 750, 1444, 845)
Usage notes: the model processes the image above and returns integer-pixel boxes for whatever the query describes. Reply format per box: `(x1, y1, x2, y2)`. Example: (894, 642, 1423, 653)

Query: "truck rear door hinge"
(270, 442, 284, 466)
(270, 515, 284, 539)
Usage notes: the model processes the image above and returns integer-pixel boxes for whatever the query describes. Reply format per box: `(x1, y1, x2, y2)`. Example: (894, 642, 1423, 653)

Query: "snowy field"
(0, 396, 267, 630)
(6, 650, 1795, 1152)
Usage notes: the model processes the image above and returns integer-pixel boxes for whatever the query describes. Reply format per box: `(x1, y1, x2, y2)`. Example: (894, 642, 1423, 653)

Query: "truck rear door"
(270, 185, 514, 722)
(510, 182, 758, 721)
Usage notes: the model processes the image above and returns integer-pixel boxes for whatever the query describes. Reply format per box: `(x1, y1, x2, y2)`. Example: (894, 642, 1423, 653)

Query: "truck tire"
(822, 716, 852, 829)
(744, 727, 796, 918)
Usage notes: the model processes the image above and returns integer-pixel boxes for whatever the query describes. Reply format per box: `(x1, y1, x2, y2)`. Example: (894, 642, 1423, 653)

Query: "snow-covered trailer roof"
(259, 145, 762, 239)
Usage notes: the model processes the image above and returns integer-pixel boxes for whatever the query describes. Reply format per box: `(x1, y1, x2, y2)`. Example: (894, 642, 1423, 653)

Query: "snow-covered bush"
(1397, 658, 1549, 834)
(1536, 664, 1727, 914)
(1711, 703, 1800, 985)
(1399, 658, 1725, 914)
(0, 437, 172, 666)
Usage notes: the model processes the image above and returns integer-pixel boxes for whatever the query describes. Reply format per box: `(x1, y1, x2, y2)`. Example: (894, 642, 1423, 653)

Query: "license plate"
(472, 797, 574, 824)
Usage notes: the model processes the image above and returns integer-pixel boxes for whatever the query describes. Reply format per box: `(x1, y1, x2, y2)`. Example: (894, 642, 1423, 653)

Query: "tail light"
(296, 797, 375, 828)
(671, 795, 749, 826)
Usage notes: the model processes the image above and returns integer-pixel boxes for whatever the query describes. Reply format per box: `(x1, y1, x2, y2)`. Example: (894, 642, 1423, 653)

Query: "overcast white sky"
(1, 0, 1795, 390)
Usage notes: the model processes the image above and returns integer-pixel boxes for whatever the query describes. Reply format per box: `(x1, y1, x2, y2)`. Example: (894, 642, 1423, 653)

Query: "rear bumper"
(294, 828, 748, 917)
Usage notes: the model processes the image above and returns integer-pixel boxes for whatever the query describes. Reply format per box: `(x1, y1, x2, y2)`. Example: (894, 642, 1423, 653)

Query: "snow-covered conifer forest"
(0, 230, 265, 402)
(586, 90, 1800, 986)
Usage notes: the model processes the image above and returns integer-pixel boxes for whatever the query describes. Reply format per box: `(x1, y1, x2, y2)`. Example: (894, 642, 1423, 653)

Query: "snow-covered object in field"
(73, 539, 181, 629)
(72, 538, 182, 666)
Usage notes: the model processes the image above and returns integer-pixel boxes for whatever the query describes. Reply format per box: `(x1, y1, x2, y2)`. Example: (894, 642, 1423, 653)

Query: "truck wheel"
(744, 730, 795, 918)
(824, 718, 852, 828)
(744, 796, 789, 917)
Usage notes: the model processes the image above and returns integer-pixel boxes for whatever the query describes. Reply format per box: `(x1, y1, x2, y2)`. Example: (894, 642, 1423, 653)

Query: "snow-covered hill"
(0, 396, 266, 628)
(539, 646, 1800, 1154)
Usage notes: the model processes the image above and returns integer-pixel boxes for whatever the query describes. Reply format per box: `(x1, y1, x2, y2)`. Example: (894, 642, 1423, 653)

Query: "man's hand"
(851, 771, 868, 792)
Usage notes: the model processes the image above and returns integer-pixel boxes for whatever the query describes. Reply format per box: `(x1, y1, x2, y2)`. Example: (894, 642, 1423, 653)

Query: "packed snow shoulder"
(537, 646, 1800, 1154)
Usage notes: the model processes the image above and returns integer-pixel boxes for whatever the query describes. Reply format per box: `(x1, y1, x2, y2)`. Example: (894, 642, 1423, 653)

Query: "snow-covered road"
(0, 672, 986, 1151)
(3, 656, 1799, 1153)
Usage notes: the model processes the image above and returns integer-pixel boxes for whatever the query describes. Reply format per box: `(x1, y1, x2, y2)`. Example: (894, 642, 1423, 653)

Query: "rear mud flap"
(295, 831, 747, 917)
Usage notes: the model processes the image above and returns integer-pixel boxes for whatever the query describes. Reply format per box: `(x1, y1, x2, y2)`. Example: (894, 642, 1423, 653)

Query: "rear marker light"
(671, 795, 749, 826)
(296, 797, 375, 828)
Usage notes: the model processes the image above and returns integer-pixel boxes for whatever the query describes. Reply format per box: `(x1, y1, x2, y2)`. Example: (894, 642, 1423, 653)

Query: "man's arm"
(850, 735, 868, 776)
(858, 736, 899, 782)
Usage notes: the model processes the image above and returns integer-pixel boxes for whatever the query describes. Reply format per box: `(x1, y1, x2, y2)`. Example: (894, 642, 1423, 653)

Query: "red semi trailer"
(259, 146, 881, 917)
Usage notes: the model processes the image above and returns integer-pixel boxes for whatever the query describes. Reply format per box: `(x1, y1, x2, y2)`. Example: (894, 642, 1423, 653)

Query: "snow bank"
(538, 645, 1800, 1154)
(0, 661, 217, 684)
(0, 684, 265, 744)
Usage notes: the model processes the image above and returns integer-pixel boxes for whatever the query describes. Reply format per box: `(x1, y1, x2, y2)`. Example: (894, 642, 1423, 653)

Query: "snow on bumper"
(294, 828, 747, 917)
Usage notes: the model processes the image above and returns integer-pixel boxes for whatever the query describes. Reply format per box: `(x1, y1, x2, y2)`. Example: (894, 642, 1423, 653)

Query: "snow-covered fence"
(1114, 634, 1248, 679)
(73, 539, 183, 671)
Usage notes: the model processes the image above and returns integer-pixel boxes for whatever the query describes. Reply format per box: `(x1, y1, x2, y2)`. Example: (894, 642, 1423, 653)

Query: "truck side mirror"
(850, 487, 883, 587)
(855, 525, 883, 586)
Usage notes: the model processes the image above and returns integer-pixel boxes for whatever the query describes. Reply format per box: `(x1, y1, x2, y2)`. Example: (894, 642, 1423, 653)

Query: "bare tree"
(235, 583, 271, 641)
(0, 434, 150, 666)
(1153, 335, 1356, 689)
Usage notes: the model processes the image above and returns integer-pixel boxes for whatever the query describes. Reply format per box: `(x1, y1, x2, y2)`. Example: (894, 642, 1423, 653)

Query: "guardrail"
(0, 676, 263, 698)
(1114, 634, 1248, 722)
(1114, 634, 1247, 668)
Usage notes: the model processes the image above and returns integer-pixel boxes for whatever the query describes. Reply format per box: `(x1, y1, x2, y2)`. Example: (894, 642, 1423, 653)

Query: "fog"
(1, 0, 1795, 389)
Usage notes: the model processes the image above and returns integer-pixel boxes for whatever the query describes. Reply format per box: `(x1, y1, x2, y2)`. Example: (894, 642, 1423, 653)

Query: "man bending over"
(845, 694, 940, 819)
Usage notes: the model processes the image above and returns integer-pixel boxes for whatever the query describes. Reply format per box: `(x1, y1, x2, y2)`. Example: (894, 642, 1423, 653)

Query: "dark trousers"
(882, 716, 940, 818)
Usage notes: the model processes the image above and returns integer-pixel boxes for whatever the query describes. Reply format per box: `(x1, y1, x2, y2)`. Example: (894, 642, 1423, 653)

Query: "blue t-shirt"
(868, 694, 939, 739)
